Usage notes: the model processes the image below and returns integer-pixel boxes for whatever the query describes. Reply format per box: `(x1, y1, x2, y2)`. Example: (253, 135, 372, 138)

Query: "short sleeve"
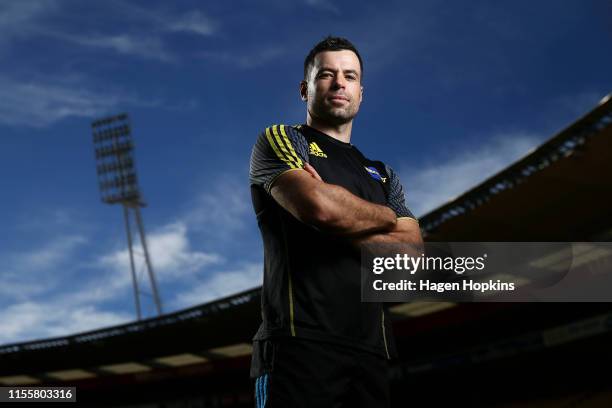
(249, 124, 309, 193)
(384, 164, 418, 221)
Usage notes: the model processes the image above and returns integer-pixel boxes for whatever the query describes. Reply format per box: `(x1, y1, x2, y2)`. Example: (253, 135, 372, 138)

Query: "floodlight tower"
(91, 113, 163, 320)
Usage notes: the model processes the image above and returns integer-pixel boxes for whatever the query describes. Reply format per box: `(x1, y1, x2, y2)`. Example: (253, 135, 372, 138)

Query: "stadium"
(1, 95, 611, 407)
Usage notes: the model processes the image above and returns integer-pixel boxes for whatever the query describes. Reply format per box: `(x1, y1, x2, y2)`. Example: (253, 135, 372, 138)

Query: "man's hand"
(303, 163, 323, 181)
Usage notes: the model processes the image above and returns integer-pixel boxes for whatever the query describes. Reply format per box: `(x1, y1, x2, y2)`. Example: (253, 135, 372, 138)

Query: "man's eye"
(319, 73, 333, 78)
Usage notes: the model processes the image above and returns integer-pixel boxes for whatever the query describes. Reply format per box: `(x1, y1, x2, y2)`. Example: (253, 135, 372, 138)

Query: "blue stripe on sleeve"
(255, 377, 261, 408)
(263, 374, 268, 406)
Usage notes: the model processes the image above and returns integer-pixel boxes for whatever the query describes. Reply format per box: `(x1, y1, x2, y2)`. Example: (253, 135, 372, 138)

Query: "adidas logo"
(309, 142, 328, 158)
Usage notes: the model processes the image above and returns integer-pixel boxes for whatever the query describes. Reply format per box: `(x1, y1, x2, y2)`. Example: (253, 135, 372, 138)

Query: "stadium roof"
(420, 93, 612, 241)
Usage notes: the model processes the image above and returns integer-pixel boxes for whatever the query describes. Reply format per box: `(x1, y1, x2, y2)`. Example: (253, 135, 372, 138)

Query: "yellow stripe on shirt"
(288, 271, 296, 336)
(272, 125, 300, 168)
(265, 126, 295, 169)
(279, 125, 303, 168)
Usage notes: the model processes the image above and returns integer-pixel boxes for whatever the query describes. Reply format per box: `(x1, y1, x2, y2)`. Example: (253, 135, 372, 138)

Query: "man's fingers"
(303, 163, 315, 175)
(304, 163, 323, 181)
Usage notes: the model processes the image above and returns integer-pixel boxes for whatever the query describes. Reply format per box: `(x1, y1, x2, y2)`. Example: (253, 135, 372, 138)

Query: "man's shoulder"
(250, 123, 309, 171)
(257, 123, 305, 139)
(253, 124, 309, 159)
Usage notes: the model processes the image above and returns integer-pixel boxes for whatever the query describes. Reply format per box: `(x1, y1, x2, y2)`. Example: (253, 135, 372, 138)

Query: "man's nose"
(331, 74, 347, 89)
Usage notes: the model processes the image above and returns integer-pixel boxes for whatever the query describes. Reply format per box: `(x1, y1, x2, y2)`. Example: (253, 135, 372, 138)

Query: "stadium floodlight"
(92, 113, 163, 320)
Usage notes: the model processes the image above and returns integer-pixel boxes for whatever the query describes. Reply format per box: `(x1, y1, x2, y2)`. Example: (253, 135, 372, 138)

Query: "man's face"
(301, 50, 363, 126)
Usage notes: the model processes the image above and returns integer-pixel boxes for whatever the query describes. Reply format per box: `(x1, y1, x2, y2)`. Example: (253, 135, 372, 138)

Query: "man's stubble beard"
(309, 98, 359, 126)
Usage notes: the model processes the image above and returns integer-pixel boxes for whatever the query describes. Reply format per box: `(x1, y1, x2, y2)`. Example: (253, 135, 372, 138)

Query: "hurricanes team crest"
(365, 166, 387, 183)
(309, 142, 328, 158)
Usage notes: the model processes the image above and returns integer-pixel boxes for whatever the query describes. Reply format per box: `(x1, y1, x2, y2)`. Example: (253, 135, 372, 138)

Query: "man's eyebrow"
(317, 66, 337, 73)
(317, 67, 360, 76)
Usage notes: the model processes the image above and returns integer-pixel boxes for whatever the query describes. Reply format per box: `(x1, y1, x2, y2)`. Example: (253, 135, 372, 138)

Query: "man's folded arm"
(270, 169, 397, 237)
(351, 217, 424, 255)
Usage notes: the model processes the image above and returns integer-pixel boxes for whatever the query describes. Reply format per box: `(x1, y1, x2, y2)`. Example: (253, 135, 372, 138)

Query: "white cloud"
(0, 300, 131, 346)
(16, 208, 78, 232)
(303, 0, 339, 14)
(0, 220, 223, 345)
(0, 76, 117, 127)
(49, 6, 219, 61)
(97, 221, 222, 283)
(11, 235, 87, 272)
(0, 1, 55, 37)
(0, 235, 87, 302)
(549, 91, 607, 122)
(0, 2, 218, 61)
(53, 32, 176, 62)
(166, 11, 218, 36)
(0, 230, 130, 345)
(198, 47, 286, 69)
(401, 133, 539, 217)
(0, 259, 253, 345)
(109, 2, 219, 37)
(0, 75, 159, 127)
(64, 220, 222, 312)
(183, 178, 252, 237)
(0, 281, 50, 303)
(171, 262, 262, 309)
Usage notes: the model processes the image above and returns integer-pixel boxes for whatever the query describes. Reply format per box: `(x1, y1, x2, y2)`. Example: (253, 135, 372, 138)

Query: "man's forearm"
(351, 218, 424, 255)
(271, 168, 397, 237)
(307, 181, 397, 236)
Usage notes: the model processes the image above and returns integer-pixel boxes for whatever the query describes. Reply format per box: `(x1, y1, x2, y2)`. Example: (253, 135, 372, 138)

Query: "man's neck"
(306, 115, 353, 144)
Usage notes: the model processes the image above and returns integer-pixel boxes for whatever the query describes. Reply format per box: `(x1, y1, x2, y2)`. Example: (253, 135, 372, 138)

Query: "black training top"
(249, 124, 417, 359)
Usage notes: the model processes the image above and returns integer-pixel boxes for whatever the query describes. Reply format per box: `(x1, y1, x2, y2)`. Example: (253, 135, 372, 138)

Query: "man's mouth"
(329, 95, 349, 102)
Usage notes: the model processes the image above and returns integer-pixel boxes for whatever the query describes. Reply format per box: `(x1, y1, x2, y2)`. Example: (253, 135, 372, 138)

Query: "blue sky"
(0, 0, 610, 345)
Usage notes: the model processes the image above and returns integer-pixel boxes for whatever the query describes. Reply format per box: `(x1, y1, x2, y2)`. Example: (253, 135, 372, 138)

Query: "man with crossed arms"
(249, 36, 423, 407)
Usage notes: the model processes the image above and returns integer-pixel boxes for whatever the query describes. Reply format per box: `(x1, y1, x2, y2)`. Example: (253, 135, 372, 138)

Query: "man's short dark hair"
(303, 36, 363, 80)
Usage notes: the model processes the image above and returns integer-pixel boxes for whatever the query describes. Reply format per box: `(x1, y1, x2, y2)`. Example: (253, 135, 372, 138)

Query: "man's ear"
(360, 85, 364, 103)
(300, 81, 308, 101)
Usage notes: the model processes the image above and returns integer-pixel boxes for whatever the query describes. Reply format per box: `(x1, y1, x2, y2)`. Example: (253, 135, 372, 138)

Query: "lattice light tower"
(92, 113, 163, 320)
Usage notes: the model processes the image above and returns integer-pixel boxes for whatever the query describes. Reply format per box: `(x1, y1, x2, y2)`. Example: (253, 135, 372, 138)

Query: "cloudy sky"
(0, 0, 610, 345)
